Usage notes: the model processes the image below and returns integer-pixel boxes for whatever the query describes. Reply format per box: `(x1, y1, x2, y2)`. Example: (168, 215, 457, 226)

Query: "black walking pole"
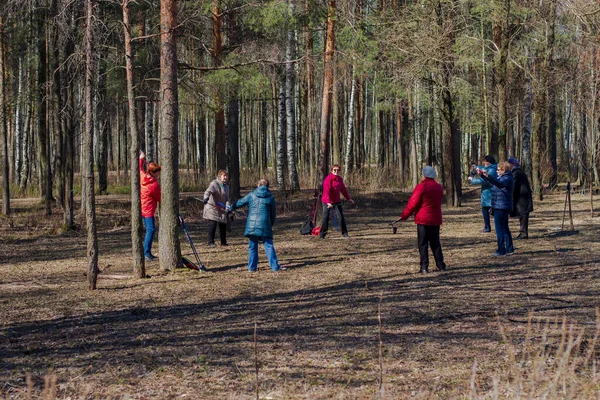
(178, 214, 207, 272)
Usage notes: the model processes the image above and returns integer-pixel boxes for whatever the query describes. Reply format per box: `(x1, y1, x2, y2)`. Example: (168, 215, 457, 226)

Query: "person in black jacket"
(508, 157, 533, 239)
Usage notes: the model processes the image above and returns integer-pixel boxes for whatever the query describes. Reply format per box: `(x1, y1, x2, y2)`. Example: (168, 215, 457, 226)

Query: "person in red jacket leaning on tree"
(399, 166, 447, 273)
(320, 164, 355, 239)
(139, 151, 161, 261)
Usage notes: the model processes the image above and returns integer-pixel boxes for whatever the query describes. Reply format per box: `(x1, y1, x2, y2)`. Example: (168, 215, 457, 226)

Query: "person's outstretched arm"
(400, 184, 424, 220)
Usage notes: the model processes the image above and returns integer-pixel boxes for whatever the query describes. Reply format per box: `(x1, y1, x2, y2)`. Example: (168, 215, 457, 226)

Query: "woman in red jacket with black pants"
(399, 166, 447, 273)
(140, 152, 161, 261)
(320, 164, 355, 239)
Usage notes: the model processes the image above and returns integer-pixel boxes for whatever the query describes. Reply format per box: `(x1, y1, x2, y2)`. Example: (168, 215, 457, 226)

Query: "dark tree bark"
(493, 0, 510, 160)
(158, 0, 182, 271)
(123, 0, 145, 278)
(97, 52, 109, 194)
(318, 0, 336, 181)
(84, 0, 99, 290)
(227, 100, 240, 201)
(213, 1, 226, 172)
(36, 5, 52, 215)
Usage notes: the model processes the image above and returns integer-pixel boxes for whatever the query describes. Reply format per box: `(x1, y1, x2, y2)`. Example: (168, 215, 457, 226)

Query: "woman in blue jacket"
(229, 178, 284, 272)
(468, 155, 497, 233)
(478, 161, 515, 256)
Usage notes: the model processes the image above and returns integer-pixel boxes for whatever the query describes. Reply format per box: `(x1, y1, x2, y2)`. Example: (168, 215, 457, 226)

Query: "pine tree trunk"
(213, 1, 226, 172)
(37, 7, 52, 215)
(123, 0, 146, 278)
(228, 100, 241, 201)
(158, 0, 182, 271)
(97, 53, 109, 195)
(318, 0, 336, 181)
(84, 0, 99, 289)
(0, 17, 8, 215)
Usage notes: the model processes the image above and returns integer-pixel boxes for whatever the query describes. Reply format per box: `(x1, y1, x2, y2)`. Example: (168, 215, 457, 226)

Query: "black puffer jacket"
(511, 167, 533, 217)
(230, 185, 276, 238)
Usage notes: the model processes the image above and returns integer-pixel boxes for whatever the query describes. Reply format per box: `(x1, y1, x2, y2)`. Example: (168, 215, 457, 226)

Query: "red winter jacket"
(321, 174, 351, 204)
(140, 158, 161, 218)
(400, 178, 443, 226)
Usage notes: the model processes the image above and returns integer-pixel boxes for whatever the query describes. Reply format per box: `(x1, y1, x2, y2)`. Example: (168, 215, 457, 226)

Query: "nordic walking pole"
(567, 182, 574, 231)
(561, 184, 568, 231)
(178, 215, 207, 272)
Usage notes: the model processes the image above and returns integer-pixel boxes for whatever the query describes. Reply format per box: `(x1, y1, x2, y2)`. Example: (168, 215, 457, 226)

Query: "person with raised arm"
(139, 151, 161, 261)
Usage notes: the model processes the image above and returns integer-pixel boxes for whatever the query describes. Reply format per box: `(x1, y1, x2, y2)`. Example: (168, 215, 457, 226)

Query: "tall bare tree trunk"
(344, 75, 356, 176)
(84, 0, 99, 289)
(158, 0, 182, 271)
(123, 0, 145, 278)
(228, 100, 240, 201)
(213, 1, 226, 172)
(285, 0, 300, 191)
(0, 17, 8, 215)
(318, 0, 336, 181)
(494, 0, 510, 160)
(37, 6, 52, 215)
(277, 76, 286, 189)
(97, 51, 109, 194)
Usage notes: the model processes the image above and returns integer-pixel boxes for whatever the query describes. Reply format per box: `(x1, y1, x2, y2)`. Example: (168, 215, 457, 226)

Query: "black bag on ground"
(300, 219, 314, 235)
(300, 192, 320, 235)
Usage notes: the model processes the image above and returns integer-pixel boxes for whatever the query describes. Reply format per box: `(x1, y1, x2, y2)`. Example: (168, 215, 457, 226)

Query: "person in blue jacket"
(229, 178, 285, 272)
(468, 155, 497, 233)
(477, 161, 515, 257)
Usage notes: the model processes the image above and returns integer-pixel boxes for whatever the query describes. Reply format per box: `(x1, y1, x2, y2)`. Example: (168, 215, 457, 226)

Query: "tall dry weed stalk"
(469, 310, 600, 399)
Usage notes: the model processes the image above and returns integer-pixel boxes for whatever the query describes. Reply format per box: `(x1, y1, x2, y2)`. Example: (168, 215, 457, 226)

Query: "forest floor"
(1, 188, 600, 399)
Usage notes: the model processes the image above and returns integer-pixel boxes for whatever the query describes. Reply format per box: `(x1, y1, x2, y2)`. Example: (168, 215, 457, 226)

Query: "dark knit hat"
(507, 157, 520, 167)
(484, 155, 496, 164)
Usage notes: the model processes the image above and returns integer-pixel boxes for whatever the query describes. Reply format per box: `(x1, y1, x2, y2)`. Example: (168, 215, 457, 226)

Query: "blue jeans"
(143, 217, 156, 257)
(493, 209, 514, 255)
(482, 206, 491, 231)
(248, 236, 280, 271)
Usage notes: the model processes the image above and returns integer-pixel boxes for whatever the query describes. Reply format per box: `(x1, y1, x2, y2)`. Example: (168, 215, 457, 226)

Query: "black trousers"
(519, 213, 529, 237)
(320, 203, 348, 237)
(207, 220, 227, 245)
(417, 224, 445, 271)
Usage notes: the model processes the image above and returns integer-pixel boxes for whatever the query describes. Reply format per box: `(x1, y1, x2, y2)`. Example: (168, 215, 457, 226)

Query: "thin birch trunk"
(277, 76, 286, 189)
(285, 0, 299, 190)
(343, 76, 356, 176)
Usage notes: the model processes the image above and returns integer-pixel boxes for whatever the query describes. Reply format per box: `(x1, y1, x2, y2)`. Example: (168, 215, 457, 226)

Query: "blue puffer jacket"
(230, 185, 277, 238)
(470, 164, 497, 207)
(482, 170, 514, 212)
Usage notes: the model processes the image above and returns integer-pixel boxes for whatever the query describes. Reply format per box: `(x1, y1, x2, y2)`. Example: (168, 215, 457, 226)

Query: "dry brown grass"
(1, 188, 600, 399)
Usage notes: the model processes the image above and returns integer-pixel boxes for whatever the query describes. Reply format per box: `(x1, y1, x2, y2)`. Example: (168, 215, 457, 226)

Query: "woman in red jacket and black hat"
(140, 152, 161, 261)
(399, 166, 447, 273)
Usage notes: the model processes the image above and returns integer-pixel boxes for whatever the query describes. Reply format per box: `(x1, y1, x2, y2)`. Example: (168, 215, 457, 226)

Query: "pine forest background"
(1, 0, 600, 214)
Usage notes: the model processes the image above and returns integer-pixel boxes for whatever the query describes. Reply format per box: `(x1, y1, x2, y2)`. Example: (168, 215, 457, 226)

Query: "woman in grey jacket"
(202, 170, 230, 247)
